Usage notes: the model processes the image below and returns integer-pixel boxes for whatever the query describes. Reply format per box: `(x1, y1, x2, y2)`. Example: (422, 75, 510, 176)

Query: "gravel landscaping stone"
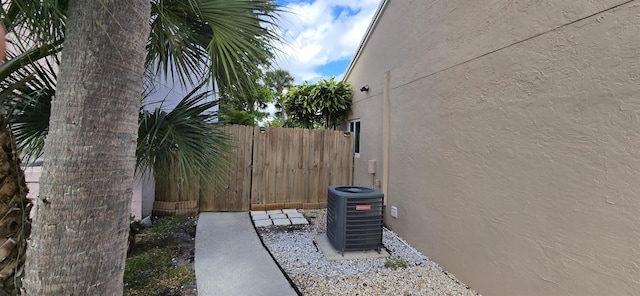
(257, 209, 480, 296)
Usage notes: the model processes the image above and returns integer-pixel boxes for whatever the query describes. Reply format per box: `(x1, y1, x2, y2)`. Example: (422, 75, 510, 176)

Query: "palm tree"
(265, 69, 294, 94)
(0, 3, 66, 293)
(1, 0, 282, 293)
(264, 69, 294, 118)
(21, 1, 151, 293)
(0, 58, 32, 296)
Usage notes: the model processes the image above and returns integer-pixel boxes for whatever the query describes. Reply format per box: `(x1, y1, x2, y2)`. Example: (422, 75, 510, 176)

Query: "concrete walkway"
(195, 212, 298, 296)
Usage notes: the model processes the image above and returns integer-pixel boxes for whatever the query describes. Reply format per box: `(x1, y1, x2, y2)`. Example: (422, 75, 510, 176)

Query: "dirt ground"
(125, 215, 198, 296)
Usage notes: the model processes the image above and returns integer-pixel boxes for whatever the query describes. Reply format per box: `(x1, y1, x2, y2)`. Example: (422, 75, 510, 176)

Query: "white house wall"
(346, 1, 640, 295)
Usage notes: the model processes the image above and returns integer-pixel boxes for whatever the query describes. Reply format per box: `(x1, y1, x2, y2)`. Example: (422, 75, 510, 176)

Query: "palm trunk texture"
(0, 121, 31, 295)
(22, 1, 150, 294)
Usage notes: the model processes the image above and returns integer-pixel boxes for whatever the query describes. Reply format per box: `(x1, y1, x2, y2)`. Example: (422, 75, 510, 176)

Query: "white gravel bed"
(257, 209, 480, 296)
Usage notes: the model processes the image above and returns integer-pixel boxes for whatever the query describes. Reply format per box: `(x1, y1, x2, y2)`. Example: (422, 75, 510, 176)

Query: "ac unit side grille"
(326, 186, 384, 254)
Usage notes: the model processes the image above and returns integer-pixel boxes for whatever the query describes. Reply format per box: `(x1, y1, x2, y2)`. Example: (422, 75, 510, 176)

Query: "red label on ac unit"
(356, 205, 371, 211)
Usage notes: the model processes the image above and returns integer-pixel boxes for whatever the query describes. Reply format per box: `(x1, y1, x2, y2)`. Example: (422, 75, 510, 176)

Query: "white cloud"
(273, 0, 381, 83)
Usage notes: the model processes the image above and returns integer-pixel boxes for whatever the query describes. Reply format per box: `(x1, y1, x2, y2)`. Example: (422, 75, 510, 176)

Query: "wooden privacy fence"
(153, 163, 201, 216)
(153, 125, 353, 213)
(248, 126, 353, 211)
(199, 125, 253, 212)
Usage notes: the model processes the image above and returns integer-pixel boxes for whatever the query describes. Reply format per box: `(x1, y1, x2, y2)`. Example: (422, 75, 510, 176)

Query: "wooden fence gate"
(197, 125, 353, 211)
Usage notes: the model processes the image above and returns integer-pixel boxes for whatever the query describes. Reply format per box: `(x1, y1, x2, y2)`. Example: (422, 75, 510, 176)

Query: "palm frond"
(0, 39, 63, 83)
(137, 82, 230, 185)
(1, 0, 68, 47)
(147, 0, 209, 86)
(1, 52, 58, 165)
(147, 0, 283, 96)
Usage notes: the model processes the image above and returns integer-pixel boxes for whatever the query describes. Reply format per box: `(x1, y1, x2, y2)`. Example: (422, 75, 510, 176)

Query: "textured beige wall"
(25, 167, 154, 220)
(346, 1, 640, 295)
(351, 93, 384, 188)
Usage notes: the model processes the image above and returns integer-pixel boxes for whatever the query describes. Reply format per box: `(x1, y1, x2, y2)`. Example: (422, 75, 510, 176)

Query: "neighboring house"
(344, 1, 640, 295)
(145, 71, 217, 112)
(23, 166, 155, 220)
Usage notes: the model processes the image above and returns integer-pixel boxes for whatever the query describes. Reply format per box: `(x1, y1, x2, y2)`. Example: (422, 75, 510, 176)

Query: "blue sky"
(273, 0, 381, 83)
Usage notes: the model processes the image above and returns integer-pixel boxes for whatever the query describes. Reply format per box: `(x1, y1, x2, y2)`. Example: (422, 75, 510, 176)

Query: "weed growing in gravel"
(384, 257, 408, 269)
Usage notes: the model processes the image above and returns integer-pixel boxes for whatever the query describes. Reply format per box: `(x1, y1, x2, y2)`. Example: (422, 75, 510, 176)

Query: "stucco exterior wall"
(346, 1, 640, 295)
(351, 93, 384, 188)
(131, 171, 155, 219)
(25, 167, 154, 220)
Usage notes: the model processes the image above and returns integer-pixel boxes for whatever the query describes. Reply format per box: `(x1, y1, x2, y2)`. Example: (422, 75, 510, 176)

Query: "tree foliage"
(218, 74, 274, 126)
(147, 0, 280, 96)
(283, 77, 353, 129)
(264, 69, 294, 117)
(217, 70, 296, 126)
(0, 0, 283, 182)
(137, 83, 229, 183)
(219, 110, 259, 126)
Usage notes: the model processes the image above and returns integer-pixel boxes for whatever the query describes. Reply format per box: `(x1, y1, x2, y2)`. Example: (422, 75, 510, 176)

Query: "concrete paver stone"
(254, 219, 273, 227)
(290, 218, 309, 225)
(266, 210, 282, 214)
(272, 218, 292, 226)
(286, 213, 304, 219)
(282, 209, 298, 214)
(252, 213, 270, 221)
(270, 213, 288, 219)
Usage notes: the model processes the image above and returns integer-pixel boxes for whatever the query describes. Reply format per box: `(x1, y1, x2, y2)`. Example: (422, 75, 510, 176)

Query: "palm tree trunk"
(0, 120, 31, 295)
(23, 1, 150, 294)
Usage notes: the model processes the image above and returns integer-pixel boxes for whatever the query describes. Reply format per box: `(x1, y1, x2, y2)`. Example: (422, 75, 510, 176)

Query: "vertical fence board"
(288, 128, 302, 208)
(198, 175, 214, 211)
(274, 128, 285, 207)
(266, 128, 277, 207)
(228, 126, 246, 210)
(241, 126, 253, 211)
(228, 125, 239, 211)
(308, 130, 320, 204)
(250, 126, 260, 208)
(301, 129, 312, 206)
(318, 130, 328, 204)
